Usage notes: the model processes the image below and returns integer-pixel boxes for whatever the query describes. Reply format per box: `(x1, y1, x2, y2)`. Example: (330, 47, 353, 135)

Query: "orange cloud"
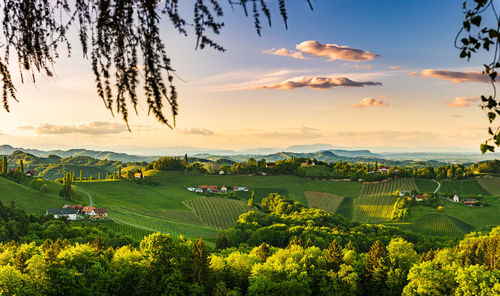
(419, 70, 490, 83)
(390, 65, 401, 69)
(342, 63, 372, 69)
(447, 97, 480, 108)
(296, 40, 379, 61)
(257, 76, 382, 90)
(262, 48, 306, 59)
(352, 97, 389, 108)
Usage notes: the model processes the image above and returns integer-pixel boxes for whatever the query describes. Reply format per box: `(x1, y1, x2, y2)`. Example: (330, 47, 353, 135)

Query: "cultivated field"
(358, 178, 418, 198)
(184, 197, 255, 229)
(353, 195, 397, 223)
(0, 177, 66, 215)
(408, 212, 463, 237)
(476, 177, 500, 195)
(438, 179, 490, 196)
(305, 191, 345, 213)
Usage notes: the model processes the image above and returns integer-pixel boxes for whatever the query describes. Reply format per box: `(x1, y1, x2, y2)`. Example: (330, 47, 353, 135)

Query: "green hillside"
(0, 177, 66, 214)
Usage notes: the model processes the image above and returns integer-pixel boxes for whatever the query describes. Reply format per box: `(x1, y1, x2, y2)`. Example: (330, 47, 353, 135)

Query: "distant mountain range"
(0, 144, 157, 163)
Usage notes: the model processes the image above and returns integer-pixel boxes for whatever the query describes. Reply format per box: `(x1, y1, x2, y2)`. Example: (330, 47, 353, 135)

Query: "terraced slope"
(476, 177, 500, 195)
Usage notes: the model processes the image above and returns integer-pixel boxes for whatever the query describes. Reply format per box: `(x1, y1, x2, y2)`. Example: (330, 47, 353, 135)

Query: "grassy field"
(438, 179, 491, 196)
(72, 171, 363, 240)
(476, 177, 500, 195)
(305, 191, 345, 213)
(0, 177, 66, 215)
(414, 178, 439, 193)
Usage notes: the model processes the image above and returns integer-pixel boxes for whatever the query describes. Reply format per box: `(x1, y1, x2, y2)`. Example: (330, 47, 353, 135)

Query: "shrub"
(437, 206, 444, 211)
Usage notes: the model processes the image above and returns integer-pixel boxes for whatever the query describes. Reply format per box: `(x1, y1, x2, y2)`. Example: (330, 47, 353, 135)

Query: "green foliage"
(154, 157, 183, 171)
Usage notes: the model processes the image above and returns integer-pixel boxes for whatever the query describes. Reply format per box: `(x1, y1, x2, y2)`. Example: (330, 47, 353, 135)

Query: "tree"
(183, 154, 189, 168)
(456, 0, 500, 152)
(1, 156, 6, 174)
(118, 167, 122, 179)
(255, 242, 271, 262)
(248, 191, 255, 207)
(18, 159, 23, 174)
(192, 239, 211, 290)
(59, 173, 72, 199)
(79, 170, 83, 181)
(0, 1, 311, 130)
(324, 239, 343, 272)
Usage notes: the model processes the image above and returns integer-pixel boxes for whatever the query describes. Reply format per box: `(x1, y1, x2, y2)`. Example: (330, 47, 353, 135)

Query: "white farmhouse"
(46, 208, 78, 220)
(453, 195, 460, 203)
(187, 187, 196, 192)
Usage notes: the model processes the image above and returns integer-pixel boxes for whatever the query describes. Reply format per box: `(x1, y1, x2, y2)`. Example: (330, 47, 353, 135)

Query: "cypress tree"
(79, 170, 83, 181)
(98, 172, 101, 180)
(324, 239, 344, 271)
(255, 242, 271, 262)
(19, 159, 23, 174)
(118, 166, 122, 179)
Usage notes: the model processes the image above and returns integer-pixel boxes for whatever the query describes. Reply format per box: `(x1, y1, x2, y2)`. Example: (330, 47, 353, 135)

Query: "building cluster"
(45, 204, 108, 220)
(187, 185, 249, 193)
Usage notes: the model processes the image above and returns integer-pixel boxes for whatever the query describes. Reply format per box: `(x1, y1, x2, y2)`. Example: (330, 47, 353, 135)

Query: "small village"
(45, 204, 108, 220)
(187, 185, 249, 193)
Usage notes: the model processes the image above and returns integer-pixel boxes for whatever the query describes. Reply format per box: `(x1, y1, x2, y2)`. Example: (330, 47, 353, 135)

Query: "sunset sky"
(0, 0, 498, 154)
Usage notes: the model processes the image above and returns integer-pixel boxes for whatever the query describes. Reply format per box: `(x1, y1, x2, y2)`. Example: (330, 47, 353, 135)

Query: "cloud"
(390, 66, 401, 69)
(18, 122, 127, 135)
(342, 63, 372, 70)
(452, 114, 464, 118)
(257, 76, 382, 90)
(447, 97, 480, 108)
(181, 128, 215, 136)
(295, 40, 379, 61)
(262, 48, 306, 59)
(418, 69, 490, 83)
(352, 97, 389, 108)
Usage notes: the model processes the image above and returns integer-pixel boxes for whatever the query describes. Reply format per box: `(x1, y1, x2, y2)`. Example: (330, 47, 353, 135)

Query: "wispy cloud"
(18, 122, 127, 135)
(342, 63, 372, 70)
(257, 76, 382, 90)
(262, 48, 306, 59)
(389, 65, 402, 69)
(412, 69, 490, 83)
(352, 97, 389, 108)
(447, 97, 480, 108)
(181, 127, 215, 136)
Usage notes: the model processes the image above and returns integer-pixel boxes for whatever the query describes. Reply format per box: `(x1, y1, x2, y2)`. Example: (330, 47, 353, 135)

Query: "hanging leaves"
(0, 0, 313, 130)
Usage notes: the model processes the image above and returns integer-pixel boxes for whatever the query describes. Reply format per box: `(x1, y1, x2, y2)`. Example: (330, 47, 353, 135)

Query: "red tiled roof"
(82, 206, 96, 213)
(93, 208, 107, 214)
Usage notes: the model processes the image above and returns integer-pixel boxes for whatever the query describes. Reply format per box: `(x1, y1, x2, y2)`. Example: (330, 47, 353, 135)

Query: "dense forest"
(0, 199, 498, 295)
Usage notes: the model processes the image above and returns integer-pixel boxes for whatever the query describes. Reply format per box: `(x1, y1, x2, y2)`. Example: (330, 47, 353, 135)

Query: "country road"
(75, 188, 93, 207)
(432, 179, 441, 194)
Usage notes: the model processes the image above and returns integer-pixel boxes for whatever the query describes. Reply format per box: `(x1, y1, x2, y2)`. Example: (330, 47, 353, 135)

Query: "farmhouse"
(134, 172, 143, 179)
(25, 169, 35, 177)
(378, 166, 390, 173)
(81, 206, 96, 215)
(219, 170, 225, 175)
(46, 208, 78, 220)
(453, 195, 460, 203)
(266, 162, 275, 168)
(63, 204, 83, 212)
(187, 187, 196, 192)
(220, 186, 228, 193)
(415, 195, 424, 202)
(464, 199, 479, 206)
(233, 186, 249, 192)
(90, 208, 108, 218)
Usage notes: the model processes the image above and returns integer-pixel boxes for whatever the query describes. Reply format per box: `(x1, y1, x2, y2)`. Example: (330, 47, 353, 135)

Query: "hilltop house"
(46, 208, 78, 220)
(220, 186, 228, 193)
(453, 195, 460, 203)
(378, 166, 390, 173)
(134, 172, 143, 179)
(90, 208, 108, 218)
(25, 169, 35, 177)
(63, 204, 83, 212)
(187, 187, 196, 192)
(81, 206, 96, 215)
(415, 195, 424, 202)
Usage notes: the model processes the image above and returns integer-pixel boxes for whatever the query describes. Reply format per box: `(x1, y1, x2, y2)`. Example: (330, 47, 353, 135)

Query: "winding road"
(75, 188, 93, 207)
(432, 179, 441, 194)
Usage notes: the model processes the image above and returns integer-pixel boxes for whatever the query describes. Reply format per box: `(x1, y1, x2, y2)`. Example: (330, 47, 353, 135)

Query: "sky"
(0, 0, 498, 154)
